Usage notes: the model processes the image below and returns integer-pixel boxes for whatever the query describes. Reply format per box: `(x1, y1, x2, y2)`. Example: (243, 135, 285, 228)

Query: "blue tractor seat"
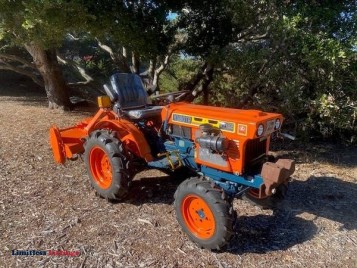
(104, 73, 162, 120)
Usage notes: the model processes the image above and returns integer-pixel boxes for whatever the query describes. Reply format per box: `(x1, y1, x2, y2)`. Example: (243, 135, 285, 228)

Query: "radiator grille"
(244, 138, 267, 170)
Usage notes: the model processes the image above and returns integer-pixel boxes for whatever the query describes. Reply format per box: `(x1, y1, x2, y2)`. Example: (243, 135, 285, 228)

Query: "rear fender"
(50, 108, 153, 164)
(50, 108, 116, 164)
(93, 119, 153, 162)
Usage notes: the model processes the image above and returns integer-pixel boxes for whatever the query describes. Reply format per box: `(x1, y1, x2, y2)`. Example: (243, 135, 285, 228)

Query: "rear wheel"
(174, 178, 234, 250)
(84, 130, 130, 201)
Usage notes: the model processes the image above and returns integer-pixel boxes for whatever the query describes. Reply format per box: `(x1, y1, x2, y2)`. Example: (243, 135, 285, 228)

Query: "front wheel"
(174, 178, 235, 250)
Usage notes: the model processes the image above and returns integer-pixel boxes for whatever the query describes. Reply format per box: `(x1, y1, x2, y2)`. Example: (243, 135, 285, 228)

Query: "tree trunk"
(202, 66, 214, 105)
(118, 46, 131, 72)
(25, 43, 71, 109)
(148, 59, 156, 79)
(184, 63, 214, 103)
(181, 62, 207, 93)
(237, 84, 263, 108)
(131, 51, 140, 74)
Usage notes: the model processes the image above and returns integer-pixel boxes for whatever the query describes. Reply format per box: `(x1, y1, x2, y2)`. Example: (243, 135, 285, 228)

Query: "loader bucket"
(49, 124, 87, 164)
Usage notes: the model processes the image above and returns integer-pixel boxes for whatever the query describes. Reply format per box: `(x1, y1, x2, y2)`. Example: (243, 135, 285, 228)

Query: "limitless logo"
(12, 250, 47, 256)
(12, 249, 80, 257)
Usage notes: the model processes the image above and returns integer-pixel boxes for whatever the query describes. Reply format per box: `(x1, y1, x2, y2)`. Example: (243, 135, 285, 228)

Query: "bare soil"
(0, 73, 356, 267)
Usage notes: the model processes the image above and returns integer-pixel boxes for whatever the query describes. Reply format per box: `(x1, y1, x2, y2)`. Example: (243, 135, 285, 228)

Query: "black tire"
(242, 183, 288, 209)
(84, 130, 130, 201)
(174, 178, 235, 250)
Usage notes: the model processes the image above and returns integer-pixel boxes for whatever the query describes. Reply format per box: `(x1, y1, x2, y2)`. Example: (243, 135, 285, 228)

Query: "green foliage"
(160, 55, 201, 92)
(177, 1, 234, 58)
(0, 0, 91, 47)
(0, 0, 178, 57)
(0, 0, 355, 143)
(169, 0, 357, 144)
(83, 1, 177, 59)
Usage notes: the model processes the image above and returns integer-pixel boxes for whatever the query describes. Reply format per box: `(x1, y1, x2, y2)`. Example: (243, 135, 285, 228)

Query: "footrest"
(148, 155, 180, 169)
(148, 151, 182, 170)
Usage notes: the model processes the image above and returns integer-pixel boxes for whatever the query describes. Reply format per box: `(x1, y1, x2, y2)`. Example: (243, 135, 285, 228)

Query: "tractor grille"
(244, 138, 267, 171)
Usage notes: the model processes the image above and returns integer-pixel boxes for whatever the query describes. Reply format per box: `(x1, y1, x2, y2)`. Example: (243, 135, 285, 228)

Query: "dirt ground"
(0, 72, 356, 267)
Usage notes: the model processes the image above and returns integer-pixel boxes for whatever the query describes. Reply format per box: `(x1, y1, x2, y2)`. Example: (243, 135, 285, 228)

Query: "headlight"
(275, 119, 281, 129)
(257, 124, 264, 136)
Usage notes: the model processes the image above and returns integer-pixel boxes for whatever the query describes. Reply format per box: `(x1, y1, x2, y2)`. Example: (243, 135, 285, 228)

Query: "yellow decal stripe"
(171, 113, 236, 133)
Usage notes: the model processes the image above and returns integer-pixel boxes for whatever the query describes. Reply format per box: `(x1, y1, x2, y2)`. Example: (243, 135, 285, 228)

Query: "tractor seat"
(104, 73, 162, 120)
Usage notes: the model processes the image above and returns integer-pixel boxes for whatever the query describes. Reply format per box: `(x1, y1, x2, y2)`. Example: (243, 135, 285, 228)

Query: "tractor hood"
(162, 102, 283, 139)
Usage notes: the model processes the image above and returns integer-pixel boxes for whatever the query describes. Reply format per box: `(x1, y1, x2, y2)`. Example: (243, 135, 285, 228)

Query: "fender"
(49, 108, 153, 163)
(93, 118, 153, 162)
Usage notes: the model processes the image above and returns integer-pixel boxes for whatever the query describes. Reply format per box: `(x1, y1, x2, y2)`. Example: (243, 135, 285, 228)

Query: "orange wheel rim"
(181, 195, 216, 239)
(89, 146, 112, 189)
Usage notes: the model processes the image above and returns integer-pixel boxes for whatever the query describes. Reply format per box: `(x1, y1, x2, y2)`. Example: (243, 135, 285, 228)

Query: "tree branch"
(235, 25, 270, 44)
(131, 51, 140, 74)
(0, 60, 44, 87)
(0, 53, 36, 70)
(56, 55, 94, 85)
(184, 63, 214, 102)
(96, 39, 131, 72)
(182, 62, 208, 93)
(96, 40, 115, 59)
(147, 55, 171, 94)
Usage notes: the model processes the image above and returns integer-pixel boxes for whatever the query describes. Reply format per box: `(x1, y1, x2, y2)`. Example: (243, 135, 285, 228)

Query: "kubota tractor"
(50, 73, 295, 250)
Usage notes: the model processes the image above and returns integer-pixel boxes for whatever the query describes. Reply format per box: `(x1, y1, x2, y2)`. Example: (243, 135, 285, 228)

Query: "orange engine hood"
(162, 102, 283, 139)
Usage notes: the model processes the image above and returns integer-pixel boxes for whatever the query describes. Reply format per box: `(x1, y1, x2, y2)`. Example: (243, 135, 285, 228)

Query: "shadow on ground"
(228, 175, 356, 254)
(0, 71, 45, 96)
(270, 140, 357, 167)
(287, 176, 357, 231)
(126, 171, 189, 205)
(122, 174, 357, 254)
(0, 71, 49, 108)
(0, 71, 98, 111)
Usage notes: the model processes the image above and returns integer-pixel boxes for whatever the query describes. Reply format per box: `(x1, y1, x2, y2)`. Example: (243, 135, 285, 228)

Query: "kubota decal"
(172, 113, 192, 124)
(238, 124, 248, 136)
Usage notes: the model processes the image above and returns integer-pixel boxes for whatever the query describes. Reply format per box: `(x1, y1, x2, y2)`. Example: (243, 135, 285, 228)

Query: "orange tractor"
(50, 73, 295, 250)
